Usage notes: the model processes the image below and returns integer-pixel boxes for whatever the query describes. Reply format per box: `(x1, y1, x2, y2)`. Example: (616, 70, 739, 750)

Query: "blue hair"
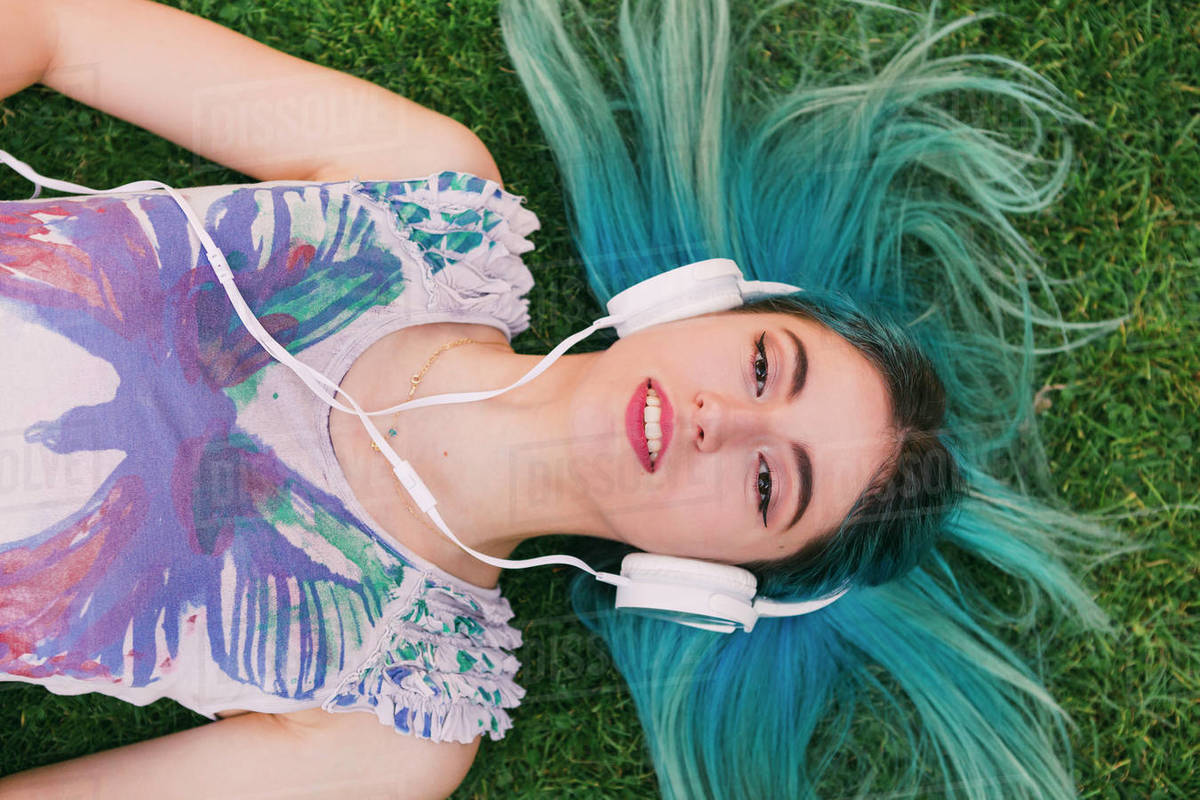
(501, 1, 1124, 797)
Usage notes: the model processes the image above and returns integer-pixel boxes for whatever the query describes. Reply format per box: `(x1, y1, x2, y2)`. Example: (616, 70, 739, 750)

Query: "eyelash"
(757, 456, 773, 528)
(753, 331, 769, 397)
(752, 331, 772, 527)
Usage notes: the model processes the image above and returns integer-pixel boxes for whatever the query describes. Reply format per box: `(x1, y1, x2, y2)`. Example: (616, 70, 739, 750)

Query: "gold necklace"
(406, 336, 477, 400)
(369, 335, 475, 450)
(369, 337, 475, 523)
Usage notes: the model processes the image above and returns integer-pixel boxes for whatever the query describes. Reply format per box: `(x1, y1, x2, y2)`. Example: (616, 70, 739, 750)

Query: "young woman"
(0, 0, 1136, 798)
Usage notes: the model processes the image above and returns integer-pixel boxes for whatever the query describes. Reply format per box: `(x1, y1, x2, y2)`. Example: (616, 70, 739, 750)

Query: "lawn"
(0, 0, 1196, 797)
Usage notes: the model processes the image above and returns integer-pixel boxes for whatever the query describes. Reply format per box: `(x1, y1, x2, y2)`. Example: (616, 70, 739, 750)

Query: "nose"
(693, 392, 761, 452)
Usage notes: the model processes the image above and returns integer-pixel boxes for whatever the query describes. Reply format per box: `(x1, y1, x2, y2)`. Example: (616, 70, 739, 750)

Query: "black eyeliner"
(757, 455, 772, 528)
(754, 331, 768, 396)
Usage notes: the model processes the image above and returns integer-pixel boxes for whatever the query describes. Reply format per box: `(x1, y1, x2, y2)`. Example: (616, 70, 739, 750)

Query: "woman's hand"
(13, 0, 500, 184)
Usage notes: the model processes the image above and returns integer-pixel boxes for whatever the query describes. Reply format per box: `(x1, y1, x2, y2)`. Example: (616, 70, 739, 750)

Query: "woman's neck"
(336, 330, 609, 589)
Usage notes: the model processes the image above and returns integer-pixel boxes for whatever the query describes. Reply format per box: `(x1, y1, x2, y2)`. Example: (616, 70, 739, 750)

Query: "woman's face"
(564, 311, 896, 564)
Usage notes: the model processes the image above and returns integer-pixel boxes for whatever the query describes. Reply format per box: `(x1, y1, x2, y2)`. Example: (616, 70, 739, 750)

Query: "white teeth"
(644, 386, 663, 466)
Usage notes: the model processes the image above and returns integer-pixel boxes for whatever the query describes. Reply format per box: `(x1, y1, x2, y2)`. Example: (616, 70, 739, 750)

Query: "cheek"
(623, 460, 741, 555)
(663, 454, 729, 509)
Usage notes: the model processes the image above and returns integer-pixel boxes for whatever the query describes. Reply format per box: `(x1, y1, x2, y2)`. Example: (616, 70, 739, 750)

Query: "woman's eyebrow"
(787, 443, 813, 531)
(779, 327, 813, 530)
(783, 327, 808, 401)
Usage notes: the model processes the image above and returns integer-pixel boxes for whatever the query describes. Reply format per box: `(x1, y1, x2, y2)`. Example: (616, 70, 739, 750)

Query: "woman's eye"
(756, 455, 772, 527)
(753, 331, 769, 396)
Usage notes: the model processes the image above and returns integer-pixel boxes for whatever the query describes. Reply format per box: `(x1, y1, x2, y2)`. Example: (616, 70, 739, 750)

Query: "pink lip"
(625, 379, 674, 473)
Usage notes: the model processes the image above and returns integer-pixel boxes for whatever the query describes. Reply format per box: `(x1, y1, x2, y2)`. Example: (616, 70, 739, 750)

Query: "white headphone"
(0, 150, 849, 633)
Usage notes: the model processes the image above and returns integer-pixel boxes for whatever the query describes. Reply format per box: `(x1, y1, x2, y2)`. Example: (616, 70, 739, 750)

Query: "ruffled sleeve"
(320, 572, 525, 744)
(353, 172, 539, 340)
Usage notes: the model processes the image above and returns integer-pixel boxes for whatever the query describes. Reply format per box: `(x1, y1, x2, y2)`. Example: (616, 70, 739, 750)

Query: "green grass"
(1, 0, 1196, 797)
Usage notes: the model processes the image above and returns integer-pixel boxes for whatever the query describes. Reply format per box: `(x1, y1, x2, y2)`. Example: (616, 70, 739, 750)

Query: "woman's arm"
(0, 708, 480, 800)
(3, 0, 500, 183)
(0, 1, 56, 101)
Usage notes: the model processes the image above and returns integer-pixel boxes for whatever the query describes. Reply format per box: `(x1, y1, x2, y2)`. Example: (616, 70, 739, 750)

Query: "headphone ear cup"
(612, 553, 760, 632)
(619, 553, 758, 598)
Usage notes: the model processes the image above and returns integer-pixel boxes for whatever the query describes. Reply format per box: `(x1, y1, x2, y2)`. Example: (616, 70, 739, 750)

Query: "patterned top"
(0, 171, 537, 743)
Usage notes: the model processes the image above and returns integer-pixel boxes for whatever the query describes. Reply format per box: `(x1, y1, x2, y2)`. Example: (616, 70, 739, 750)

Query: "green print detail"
(395, 201, 430, 226)
(268, 187, 409, 337)
(403, 598, 430, 625)
(380, 173, 513, 277)
(444, 173, 479, 192)
(224, 367, 269, 408)
(367, 181, 389, 203)
(456, 650, 477, 673)
(386, 638, 497, 674)
(225, 250, 248, 271)
(270, 272, 405, 349)
(406, 227, 487, 273)
(481, 208, 502, 227)
(442, 230, 484, 253)
(406, 228, 437, 251)
(440, 207, 482, 228)
(394, 640, 420, 661)
(256, 486, 404, 647)
(453, 616, 485, 637)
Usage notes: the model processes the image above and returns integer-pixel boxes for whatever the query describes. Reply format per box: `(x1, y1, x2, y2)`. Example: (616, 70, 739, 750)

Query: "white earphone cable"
(1, 149, 848, 623)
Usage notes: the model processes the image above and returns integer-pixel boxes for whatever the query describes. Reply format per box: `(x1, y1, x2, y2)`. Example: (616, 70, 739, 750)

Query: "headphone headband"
(606, 258, 804, 337)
